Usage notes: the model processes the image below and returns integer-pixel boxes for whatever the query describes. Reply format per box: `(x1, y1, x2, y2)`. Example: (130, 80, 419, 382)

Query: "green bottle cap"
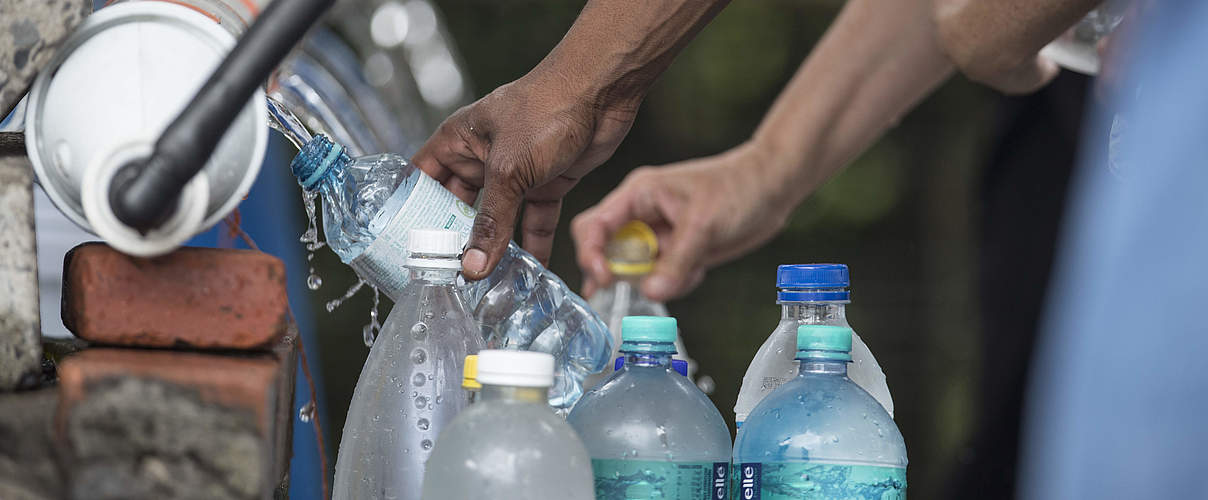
(796, 325, 853, 362)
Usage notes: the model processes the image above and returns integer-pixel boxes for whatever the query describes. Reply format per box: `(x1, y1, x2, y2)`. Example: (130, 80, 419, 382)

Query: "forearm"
(751, 0, 954, 206)
(534, 0, 732, 108)
(935, 0, 1098, 84)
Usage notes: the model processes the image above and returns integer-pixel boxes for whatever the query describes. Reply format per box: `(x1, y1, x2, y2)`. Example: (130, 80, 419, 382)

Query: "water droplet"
(307, 273, 323, 290)
(416, 418, 429, 430)
(363, 324, 376, 347)
(421, 439, 433, 450)
(411, 349, 427, 364)
(411, 322, 428, 340)
(831, 436, 840, 443)
(298, 400, 316, 422)
(423, 311, 435, 320)
(434, 395, 443, 404)
(414, 395, 428, 408)
(412, 373, 426, 387)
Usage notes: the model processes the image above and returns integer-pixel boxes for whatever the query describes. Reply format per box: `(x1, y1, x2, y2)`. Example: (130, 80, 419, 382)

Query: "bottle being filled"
(568, 316, 731, 500)
(290, 134, 614, 410)
(422, 350, 595, 500)
(585, 221, 701, 392)
(733, 325, 907, 498)
(733, 264, 893, 428)
(331, 229, 484, 500)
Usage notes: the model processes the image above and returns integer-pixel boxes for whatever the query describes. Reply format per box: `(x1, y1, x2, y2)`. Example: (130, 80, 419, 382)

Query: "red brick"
(56, 344, 296, 500)
(62, 243, 289, 350)
(57, 348, 280, 432)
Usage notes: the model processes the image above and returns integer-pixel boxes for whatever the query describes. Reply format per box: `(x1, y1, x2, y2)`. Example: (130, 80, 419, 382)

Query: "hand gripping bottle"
(733, 325, 907, 499)
(568, 316, 731, 500)
(733, 264, 893, 427)
(422, 350, 595, 500)
(331, 229, 485, 500)
(290, 134, 614, 410)
(585, 221, 699, 391)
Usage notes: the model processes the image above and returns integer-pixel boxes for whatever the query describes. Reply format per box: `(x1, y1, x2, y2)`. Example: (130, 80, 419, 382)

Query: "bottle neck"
(798, 359, 849, 376)
(622, 351, 674, 368)
(479, 385, 550, 404)
(780, 301, 849, 326)
(407, 264, 459, 284)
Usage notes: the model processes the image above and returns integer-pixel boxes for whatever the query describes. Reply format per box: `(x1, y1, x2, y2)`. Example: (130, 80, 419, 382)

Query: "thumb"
(995, 54, 1061, 95)
(462, 166, 525, 281)
(642, 221, 708, 302)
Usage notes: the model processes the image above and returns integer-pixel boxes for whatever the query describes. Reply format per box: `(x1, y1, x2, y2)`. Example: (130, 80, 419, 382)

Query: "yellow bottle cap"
(606, 221, 658, 275)
(462, 354, 481, 390)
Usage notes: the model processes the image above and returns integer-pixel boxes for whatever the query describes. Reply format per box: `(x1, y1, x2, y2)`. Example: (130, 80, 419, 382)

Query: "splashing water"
(267, 95, 313, 150)
(299, 400, 317, 423)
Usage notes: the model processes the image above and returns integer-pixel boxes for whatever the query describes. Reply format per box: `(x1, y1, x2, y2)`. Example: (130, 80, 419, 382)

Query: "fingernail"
(463, 249, 487, 276)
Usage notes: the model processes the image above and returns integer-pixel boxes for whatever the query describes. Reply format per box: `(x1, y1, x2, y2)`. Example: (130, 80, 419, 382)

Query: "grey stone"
(0, 146, 42, 391)
(65, 377, 266, 500)
(0, 0, 92, 117)
(0, 388, 63, 500)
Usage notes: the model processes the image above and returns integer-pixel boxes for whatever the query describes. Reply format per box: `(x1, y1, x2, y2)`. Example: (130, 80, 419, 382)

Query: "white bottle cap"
(407, 228, 463, 269)
(475, 350, 555, 388)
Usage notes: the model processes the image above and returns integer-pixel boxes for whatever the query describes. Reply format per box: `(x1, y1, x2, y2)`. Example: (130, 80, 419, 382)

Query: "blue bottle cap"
(290, 134, 350, 190)
(795, 325, 853, 362)
(777, 264, 850, 302)
(614, 356, 689, 377)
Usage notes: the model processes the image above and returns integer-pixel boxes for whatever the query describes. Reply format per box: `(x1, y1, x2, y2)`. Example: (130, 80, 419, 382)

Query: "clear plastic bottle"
(290, 134, 614, 410)
(585, 221, 699, 392)
(422, 350, 595, 500)
(568, 316, 731, 500)
(734, 264, 893, 427)
(733, 325, 907, 498)
(332, 229, 484, 500)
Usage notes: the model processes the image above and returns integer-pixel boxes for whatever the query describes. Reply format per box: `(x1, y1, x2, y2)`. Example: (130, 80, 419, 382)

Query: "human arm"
(411, 0, 731, 280)
(573, 0, 955, 300)
(933, 0, 1099, 94)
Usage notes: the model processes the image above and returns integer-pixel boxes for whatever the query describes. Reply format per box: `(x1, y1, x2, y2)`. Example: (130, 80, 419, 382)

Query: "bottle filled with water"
(733, 264, 893, 427)
(585, 221, 700, 391)
(568, 316, 731, 500)
(422, 350, 595, 500)
(332, 229, 484, 500)
(290, 134, 614, 410)
(733, 325, 907, 498)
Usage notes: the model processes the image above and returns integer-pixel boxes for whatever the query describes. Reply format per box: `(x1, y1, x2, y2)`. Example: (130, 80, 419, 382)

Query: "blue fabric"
(1020, 2, 1208, 498)
(187, 136, 328, 499)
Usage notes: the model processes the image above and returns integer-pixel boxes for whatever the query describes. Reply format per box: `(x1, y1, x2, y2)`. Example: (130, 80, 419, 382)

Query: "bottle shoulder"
(735, 373, 905, 466)
(568, 368, 731, 460)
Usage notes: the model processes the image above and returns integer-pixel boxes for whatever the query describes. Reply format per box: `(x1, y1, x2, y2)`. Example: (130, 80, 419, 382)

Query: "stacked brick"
(0, 243, 297, 500)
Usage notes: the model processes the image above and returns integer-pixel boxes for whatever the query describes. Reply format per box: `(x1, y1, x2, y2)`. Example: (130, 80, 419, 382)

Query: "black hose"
(111, 0, 335, 233)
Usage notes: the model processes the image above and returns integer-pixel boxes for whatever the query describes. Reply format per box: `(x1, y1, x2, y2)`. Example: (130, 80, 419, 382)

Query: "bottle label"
(735, 462, 905, 499)
(591, 459, 730, 500)
(349, 173, 477, 297)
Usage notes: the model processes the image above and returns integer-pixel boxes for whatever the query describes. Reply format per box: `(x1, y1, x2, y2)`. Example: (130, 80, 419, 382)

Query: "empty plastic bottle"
(332, 229, 484, 500)
(733, 325, 907, 499)
(586, 221, 699, 391)
(733, 264, 893, 428)
(290, 134, 614, 410)
(568, 316, 731, 500)
(422, 350, 594, 500)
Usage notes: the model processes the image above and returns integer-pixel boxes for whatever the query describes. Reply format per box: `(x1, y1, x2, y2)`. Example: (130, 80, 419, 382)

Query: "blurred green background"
(309, 1, 1005, 498)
